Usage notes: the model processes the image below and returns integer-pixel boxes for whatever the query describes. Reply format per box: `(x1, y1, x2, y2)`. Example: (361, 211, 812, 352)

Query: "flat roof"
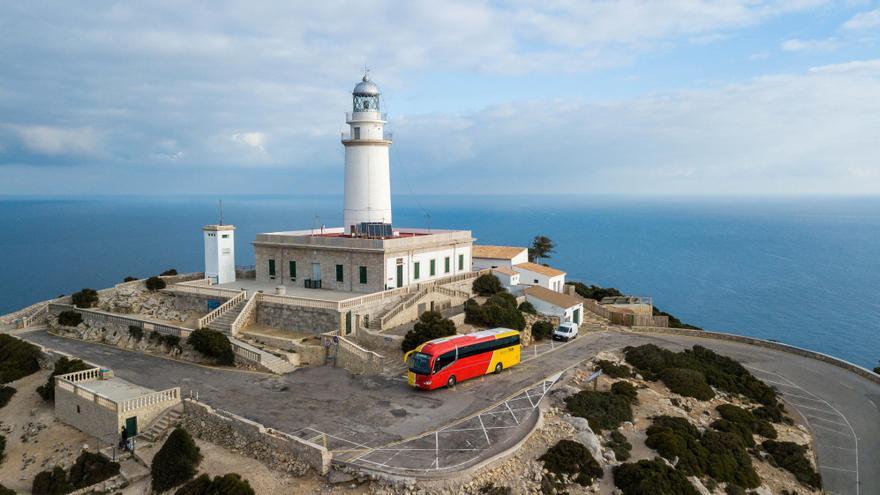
(254, 226, 473, 253)
(79, 378, 154, 402)
(524, 286, 582, 309)
(472, 245, 527, 260)
(216, 279, 362, 301)
(514, 262, 566, 277)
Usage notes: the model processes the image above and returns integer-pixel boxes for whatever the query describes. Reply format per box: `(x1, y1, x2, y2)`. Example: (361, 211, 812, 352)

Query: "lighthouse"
(342, 74, 393, 234)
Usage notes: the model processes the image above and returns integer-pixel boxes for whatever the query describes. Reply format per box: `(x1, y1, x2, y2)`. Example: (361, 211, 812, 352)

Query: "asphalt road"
(20, 329, 879, 494)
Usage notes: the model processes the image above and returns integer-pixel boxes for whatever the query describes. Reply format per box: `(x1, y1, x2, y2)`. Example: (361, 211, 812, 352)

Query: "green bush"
(479, 484, 512, 495)
(564, 390, 633, 431)
(70, 288, 99, 308)
(761, 440, 822, 489)
(613, 458, 698, 495)
(174, 473, 255, 495)
(487, 292, 517, 309)
(57, 311, 83, 327)
(37, 357, 90, 401)
(151, 428, 202, 493)
(725, 484, 747, 495)
(596, 359, 632, 378)
(711, 404, 776, 447)
(538, 439, 603, 487)
(0, 334, 42, 383)
(566, 281, 622, 301)
(0, 386, 15, 409)
(0, 434, 5, 463)
(32, 466, 72, 495)
(464, 296, 526, 330)
(145, 276, 167, 291)
(611, 381, 638, 403)
(530, 320, 554, 341)
(624, 344, 779, 409)
(150, 331, 181, 349)
(0, 482, 14, 495)
(68, 451, 120, 489)
(645, 415, 760, 488)
(518, 301, 536, 314)
(652, 306, 702, 330)
(188, 329, 234, 365)
(658, 367, 714, 400)
(472, 274, 503, 296)
(160, 268, 178, 276)
(123, 276, 138, 282)
(128, 325, 144, 341)
(605, 430, 632, 461)
(401, 311, 457, 353)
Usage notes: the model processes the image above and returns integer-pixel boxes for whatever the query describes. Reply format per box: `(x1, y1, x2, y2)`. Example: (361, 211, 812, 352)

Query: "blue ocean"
(1, 195, 878, 368)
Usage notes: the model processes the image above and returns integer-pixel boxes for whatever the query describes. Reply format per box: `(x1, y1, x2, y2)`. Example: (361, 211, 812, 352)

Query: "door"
(396, 264, 404, 288)
(345, 311, 352, 335)
(574, 308, 581, 325)
(311, 263, 321, 281)
(125, 416, 137, 437)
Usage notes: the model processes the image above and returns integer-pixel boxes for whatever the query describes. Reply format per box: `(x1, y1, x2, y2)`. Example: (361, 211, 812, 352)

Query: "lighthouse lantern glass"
(354, 94, 379, 112)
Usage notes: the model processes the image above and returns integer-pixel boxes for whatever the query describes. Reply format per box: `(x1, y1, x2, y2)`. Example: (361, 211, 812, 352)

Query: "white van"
(552, 322, 579, 342)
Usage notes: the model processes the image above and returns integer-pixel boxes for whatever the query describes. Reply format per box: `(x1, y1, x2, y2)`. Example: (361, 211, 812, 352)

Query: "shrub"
(530, 320, 554, 341)
(711, 404, 776, 447)
(645, 415, 760, 488)
(188, 329, 234, 365)
(658, 367, 714, 400)
(611, 381, 638, 403)
(70, 288, 99, 308)
(145, 276, 167, 291)
(538, 439, 603, 486)
(652, 306, 702, 330)
(32, 466, 72, 495)
(596, 359, 632, 378)
(0, 483, 14, 495)
(123, 276, 138, 282)
(472, 274, 503, 296)
(725, 485, 747, 495)
(174, 473, 255, 495)
(151, 428, 202, 493)
(564, 390, 633, 431)
(57, 310, 83, 327)
(464, 296, 525, 330)
(401, 311, 457, 353)
(68, 451, 120, 488)
(160, 268, 178, 276)
(128, 325, 144, 341)
(487, 292, 517, 309)
(761, 440, 822, 489)
(37, 357, 90, 401)
(566, 281, 622, 301)
(0, 434, 5, 463)
(0, 386, 15, 409)
(0, 334, 42, 383)
(605, 430, 632, 461)
(613, 458, 698, 495)
(479, 484, 512, 495)
(518, 301, 536, 314)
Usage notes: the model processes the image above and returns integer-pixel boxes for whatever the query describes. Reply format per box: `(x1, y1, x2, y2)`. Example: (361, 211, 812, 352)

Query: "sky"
(0, 1, 878, 196)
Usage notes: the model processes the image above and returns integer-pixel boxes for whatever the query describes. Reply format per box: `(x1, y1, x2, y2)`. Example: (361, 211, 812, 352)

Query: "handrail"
(118, 387, 181, 413)
(260, 293, 340, 309)
(169, 284, 242, 299)
(19, 303, 49, 328)
(175, 278, 213, 287)
(380, 288, 428, 328)
(230, 293, 260, 336)
(57, 367, 102, 383)
(197, 291, 247, 329)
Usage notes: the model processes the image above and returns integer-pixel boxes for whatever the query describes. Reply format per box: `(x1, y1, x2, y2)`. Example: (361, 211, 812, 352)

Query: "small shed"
(524, 286, 583, 325)
(491, 266, 520, 289)
(472, 245, 529, 270)
(514, 262, 566, 292)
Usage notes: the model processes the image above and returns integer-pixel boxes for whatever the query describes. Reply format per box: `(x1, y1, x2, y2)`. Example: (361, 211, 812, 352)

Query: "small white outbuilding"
(524, 286, 583, 325)
(513, 262, 566, 292)
(472, 245, 529, 270)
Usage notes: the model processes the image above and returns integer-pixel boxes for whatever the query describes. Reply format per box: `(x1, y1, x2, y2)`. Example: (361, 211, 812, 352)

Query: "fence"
(49, 303, 193, 338)
(17, 303, 49, 328)
(197, 291, 247, 329)
(56, 367, 180, 415)
(230, 340, 263, 364)
(322, 331, 385, 374)
(168, 284, 242, 299)
(175, 278, 213, 287)
(118, 387, 181, 414)
(230, 293, 260, 336)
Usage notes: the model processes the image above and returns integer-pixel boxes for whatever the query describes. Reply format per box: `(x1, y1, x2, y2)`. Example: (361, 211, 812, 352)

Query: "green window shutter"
(445, 257, 450, 273)
(359, 266, 367, 284)
(289, 261, 296, 279)
(268, 259, 276, 277)
(414, 262, 420, 279)
(458, 254, 464, 270)
(430, 259, 436, 276)
(336, 264, 344, 282)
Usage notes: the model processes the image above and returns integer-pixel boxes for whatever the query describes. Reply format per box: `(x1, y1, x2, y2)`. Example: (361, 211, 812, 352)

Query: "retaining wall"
(182, 399, 331, 475)
(256, 302, 340, 334)
(355, 325, 403, 355)
(173, 293, 230, 313)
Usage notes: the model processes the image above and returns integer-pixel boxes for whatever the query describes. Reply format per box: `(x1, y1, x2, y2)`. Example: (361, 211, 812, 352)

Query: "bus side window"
(434, 351, 456, 372)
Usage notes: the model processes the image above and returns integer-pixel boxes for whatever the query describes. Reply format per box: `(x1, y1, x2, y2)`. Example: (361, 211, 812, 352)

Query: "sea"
(1, 195, 878, 368)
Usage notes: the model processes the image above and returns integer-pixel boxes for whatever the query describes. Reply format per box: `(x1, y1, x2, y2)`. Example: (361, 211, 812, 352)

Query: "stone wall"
(355, 325, 403, 355)
(255, 245, 385, 293)
(182, 399, 331, 475)
(54, 385, 119, 442)
(329, 335, 385, 375)
(256, 301, 340, 334)
(242, 332, 326, 367)
(172, 292, 230, 313)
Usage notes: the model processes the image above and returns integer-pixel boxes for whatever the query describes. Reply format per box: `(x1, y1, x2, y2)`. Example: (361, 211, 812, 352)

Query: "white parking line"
(809, 422, 856, 437)
(821, 465, 859, 473)
(805, 415, 849, 427)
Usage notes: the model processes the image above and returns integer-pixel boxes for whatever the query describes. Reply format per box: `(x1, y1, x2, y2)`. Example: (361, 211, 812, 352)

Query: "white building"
(513, 262, 566, 292)
(472, 245, 529, 270)
(491, 267, 520, 289)
(524, 286, 583, 325)
(204, 224, 236, 284)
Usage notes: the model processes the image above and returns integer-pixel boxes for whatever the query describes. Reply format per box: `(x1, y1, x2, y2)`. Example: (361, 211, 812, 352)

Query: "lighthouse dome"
(353, 75, 380, 96)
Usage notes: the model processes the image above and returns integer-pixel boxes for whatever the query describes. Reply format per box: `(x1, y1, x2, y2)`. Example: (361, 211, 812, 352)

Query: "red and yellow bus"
(404, 328, 521, 390)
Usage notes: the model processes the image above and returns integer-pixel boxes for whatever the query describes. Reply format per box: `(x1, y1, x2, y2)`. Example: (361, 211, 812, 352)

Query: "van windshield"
(408, 352, 432, 375)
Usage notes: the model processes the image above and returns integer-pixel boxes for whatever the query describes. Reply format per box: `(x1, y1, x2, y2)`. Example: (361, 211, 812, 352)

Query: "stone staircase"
(367, 295, 408, 330)
(207, 299, 247, 334)
(138, 404, 183, 443)
(228, 336, 297, 374)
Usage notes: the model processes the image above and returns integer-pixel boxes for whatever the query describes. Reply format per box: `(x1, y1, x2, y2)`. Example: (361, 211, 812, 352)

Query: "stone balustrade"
(118, 387, 181, 413)
(197, 290, 247, 328)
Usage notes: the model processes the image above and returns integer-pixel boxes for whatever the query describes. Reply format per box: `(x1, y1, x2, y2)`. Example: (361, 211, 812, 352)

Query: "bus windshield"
(407, 352, 432, 375)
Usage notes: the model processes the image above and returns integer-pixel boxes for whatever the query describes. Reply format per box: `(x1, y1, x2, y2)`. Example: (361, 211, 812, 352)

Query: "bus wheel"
(447, 376, 456, 388)
(494, 363, 503, 374)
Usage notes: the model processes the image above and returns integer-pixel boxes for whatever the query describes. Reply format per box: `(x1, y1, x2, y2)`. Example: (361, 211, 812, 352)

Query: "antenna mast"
(219, 200, 224, 226)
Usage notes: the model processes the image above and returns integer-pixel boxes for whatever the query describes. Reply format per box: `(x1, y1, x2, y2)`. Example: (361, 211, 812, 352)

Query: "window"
(222, 234, 229, 238)
(359, 266, 367, 284)
(534, 279, 539, 284)
(353, 127, 360, 139)
(289, 260, 297, 280)
(458, 254, 464, 270)
(221, 248, 230, 254)
(414, 261, 420, 279)
(76, 405, 80, 413)
(433, 350, 456, 372)
(268, 259, 276, 278)
(336, 264, 344, 282)
(444, 257, 450, 273)
(430, 259, 436, 276)
(459, 335, 521, 358)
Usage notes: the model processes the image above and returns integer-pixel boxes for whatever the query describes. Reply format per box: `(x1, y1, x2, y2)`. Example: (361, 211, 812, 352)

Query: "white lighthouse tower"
(342, 74, 393, 234)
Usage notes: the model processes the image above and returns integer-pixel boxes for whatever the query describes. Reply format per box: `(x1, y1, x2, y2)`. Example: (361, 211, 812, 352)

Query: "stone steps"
(206, 300, 247, 334)
(228, 336, 297, 374)
(137, 405, 182, 443)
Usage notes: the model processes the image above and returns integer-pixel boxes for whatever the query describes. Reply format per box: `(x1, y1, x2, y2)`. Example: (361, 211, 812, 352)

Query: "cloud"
(843, 8, 880, 30)
(10, 125, 100, 155)
(749, 51, 771, 60)
(781, 38, 839, 52)
(231, 132, 268, 154)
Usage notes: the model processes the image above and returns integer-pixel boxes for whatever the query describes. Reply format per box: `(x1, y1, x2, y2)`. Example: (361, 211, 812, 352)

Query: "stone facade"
(255, 244, 385, 293)
(256, 302, 341, 334)
(54, 384, 120, 442)
(172, 293, 229, 313)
